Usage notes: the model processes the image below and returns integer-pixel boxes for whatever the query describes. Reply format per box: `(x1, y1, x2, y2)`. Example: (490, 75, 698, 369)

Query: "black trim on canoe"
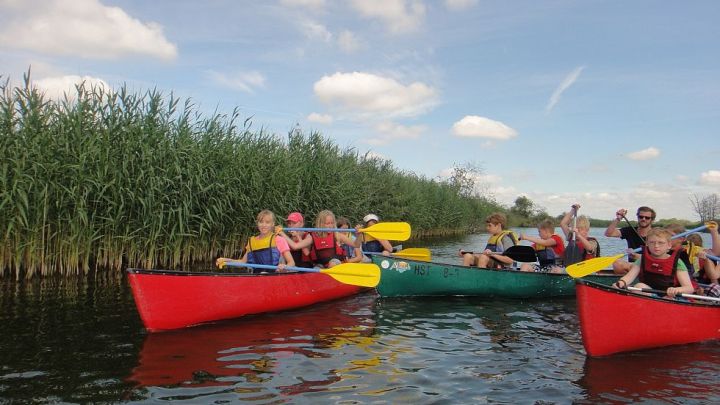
(577, 279, 719, 308)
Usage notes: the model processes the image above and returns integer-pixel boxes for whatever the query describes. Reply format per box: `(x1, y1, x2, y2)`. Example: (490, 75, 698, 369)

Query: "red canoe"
(576, 280, 720, 357)
(127, 268, 366, 331)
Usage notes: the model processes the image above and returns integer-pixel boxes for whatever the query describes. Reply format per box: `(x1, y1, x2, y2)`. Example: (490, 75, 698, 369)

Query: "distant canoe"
(371, 256, 618, 298)
(576, 280, 720, 357)
(127, 269, 365, 331)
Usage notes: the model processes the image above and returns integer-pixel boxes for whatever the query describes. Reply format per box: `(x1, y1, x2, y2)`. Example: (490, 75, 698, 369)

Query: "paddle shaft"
(621, 214, 645, 242)
(627, 286, 720, 303)
(461, 245, 537, 263)
(223, 261, 324, 273)
(623, 224, 711, 255)
(220, 260, 381, 287)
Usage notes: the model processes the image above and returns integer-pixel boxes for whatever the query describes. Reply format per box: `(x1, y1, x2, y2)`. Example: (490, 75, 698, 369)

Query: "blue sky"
(1, 0, 718, 220)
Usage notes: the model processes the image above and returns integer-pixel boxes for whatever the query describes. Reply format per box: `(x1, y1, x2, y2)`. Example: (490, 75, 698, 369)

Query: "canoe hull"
(127, 269, 365, 331)
(576, 280, 720, 357)
(371, 256, 617, 298)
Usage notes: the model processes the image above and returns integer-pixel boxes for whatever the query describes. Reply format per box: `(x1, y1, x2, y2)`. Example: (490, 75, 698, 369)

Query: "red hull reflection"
(579, 343, 720, 402)
(128, 292, 376, 389)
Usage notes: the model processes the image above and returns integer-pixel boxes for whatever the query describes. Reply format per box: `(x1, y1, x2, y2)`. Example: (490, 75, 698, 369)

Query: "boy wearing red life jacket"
(519, 219, 565, 272)
(612, 228, 695, 298)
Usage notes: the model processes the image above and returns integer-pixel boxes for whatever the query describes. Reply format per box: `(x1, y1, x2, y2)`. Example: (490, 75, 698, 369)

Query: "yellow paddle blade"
(394, 248, 431, 262)
(566, 254, 625, 278)
(320, 263, 381, 288)
(360, 222, 411, 241)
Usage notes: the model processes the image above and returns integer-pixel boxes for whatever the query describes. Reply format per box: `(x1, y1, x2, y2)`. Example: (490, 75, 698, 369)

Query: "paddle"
(367, 247, 432, 261)
(393, 247, 432, 261)
(217, 260, 381, 288)
(564, 209, 583, 266)
(626, 286, 720, 303)
(460, 245, 538, 263)
(282, 221, 411, 241)
(621, 214, 645, 242)
(567, 224, 711, 278)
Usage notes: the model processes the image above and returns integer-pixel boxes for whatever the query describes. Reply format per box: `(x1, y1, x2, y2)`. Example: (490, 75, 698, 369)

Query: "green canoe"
(371, 256, 619, 298)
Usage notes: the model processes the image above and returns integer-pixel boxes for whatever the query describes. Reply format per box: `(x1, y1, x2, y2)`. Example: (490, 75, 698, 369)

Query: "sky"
(1, 0, 719, 221)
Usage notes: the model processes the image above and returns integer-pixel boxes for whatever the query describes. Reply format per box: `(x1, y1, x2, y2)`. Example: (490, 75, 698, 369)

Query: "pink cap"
(286, 212, 303, 222)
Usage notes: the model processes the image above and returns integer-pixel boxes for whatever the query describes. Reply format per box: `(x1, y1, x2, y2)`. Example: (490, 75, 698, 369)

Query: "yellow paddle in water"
(282, 221, 412, 241)
(217, 259, 381, 288)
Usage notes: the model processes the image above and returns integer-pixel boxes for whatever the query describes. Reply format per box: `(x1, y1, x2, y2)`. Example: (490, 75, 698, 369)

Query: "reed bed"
(0, 74, 500, 278)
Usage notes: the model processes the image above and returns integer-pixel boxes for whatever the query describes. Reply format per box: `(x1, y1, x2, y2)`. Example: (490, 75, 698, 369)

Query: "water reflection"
(577, 343, 720, 403)
(128, 292, 377, 400)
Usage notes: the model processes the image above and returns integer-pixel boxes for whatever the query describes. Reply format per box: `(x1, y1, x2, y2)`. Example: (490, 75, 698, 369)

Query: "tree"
(445, 163, 486, 198)
(690, 193, 720, 222)
(510, 196, 534, 218)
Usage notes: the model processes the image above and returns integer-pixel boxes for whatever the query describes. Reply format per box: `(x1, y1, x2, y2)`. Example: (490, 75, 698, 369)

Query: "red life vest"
(638, 247, 680, 290)
(310, 232, 345, 266)
(534, 234, 565, 266)
(578, 237, 600, 260)
(289, 231, 313, 268)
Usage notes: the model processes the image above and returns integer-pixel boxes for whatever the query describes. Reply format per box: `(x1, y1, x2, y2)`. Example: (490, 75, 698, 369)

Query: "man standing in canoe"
(604, 206, 655, 274)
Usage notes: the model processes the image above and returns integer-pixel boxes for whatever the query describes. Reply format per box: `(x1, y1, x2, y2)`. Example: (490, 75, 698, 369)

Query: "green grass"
(0, 73, 501, 278)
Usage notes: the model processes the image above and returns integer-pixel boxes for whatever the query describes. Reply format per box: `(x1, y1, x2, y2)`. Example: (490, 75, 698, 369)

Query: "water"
(1, 229, 719, 403)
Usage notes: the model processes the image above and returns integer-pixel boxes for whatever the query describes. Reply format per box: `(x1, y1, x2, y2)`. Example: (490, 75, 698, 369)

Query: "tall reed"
(0, 73, 501, 278)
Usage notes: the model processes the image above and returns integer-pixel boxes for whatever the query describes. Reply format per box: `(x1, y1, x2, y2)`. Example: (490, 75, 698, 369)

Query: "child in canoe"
(358, 213, 394, 261)
(216, 209, 295, 273)
(279, 211, 314, 268)
(462, 212, 518, 269)
(689, 228, 720, 297)
(612, 228, 695, 298)
(337, 216, 363, 263)
(279, 210, 358, 268)
(519, 219, 565, 272)
(559, 204, 600, 262)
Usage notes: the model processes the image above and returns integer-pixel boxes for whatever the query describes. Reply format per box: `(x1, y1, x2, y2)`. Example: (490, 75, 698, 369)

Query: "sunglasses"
(637, 215, 654, 220)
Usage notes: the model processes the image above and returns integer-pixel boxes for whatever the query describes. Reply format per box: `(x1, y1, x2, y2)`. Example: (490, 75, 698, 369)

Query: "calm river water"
(2, 228, 719, 403)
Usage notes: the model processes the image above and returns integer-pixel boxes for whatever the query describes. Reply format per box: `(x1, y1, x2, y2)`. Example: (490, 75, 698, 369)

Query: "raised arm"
(560, 204, 579, 238)
(278, 231, 313, 250)
(604, 208, 626, 237)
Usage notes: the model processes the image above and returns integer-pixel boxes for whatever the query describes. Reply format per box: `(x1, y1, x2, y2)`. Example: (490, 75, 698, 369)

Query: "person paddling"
(559, 204, 599, 262)
(461, 212, 518, 269)
(216, 210, 295, 273)
(519, 219, 565, 272)
(278, 210, 358, 268)
(612, 228, 695, 298)
(605, 206, 655, 274)
(277, 212, 314, 268)
(358, 213, 394, 262)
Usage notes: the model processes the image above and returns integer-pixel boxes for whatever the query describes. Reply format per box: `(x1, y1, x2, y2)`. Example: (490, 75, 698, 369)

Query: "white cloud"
(700, 170, 720, 185)
(0, 0, 177, 60)
(301, 20, 333, 42)
(32, 75, 110, 100)
(349, 0, 426, 34)
(366, 121, 426, 145)
(207, 70, 265, 93)
(545, 66, 585, 112)
(452, 115, 518, 140)
(626, 147, 660, 161)
(337, 30, 363, 53)
(313, 71, 438, 119)
(307, 112, 333, 124)
(444, 0, 478, 11)
(281, 0, 326, 10)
